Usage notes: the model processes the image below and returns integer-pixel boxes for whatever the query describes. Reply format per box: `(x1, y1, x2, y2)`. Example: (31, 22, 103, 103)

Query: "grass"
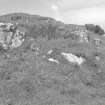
(0, 13, 104, 105)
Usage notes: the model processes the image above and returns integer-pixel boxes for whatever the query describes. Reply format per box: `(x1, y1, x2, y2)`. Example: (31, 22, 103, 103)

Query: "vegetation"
(85, 24, 105, 35)
(11, 15, 22, 21)
(0, 13, 104, 105)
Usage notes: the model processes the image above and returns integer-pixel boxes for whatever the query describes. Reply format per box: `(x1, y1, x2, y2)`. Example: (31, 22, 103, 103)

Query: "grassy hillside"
(0, 13, 86, 39)
(0, 13, 104, 105)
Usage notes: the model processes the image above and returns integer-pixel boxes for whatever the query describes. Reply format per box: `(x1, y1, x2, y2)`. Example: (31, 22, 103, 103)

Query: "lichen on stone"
(0, 22, 25, 50)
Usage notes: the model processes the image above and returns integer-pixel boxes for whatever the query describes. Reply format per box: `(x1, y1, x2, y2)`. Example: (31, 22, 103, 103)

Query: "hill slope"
(0, 13, 104, 105)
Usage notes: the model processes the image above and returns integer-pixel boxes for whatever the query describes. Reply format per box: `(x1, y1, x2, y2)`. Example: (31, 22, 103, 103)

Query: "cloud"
(57, 0, 105, 10)
(48, 0, 105, 28)
(0, 0, 105, 28)
(51, 4, 63, 21)
(51, 5, 59, 11)
(61, 6, 105, 28)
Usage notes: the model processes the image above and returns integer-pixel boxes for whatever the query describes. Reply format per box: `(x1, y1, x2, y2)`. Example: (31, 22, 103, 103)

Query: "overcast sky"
(0, 0, 105, 28)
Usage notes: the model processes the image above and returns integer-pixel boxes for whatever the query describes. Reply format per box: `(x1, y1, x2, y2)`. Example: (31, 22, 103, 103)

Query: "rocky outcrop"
(0, 22, 25, 50)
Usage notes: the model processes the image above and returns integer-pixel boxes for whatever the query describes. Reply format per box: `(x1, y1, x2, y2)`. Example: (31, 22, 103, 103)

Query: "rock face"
(0, 22, 25, 50)
(0, 13, 105, 105)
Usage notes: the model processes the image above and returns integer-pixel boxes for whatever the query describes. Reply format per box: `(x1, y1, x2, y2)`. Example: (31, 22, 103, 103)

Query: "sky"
(0, 0, 105, 28)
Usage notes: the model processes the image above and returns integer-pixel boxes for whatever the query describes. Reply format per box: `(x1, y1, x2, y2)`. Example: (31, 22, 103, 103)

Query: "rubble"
(61, 52, 85, 65)
(48, 58, 59, 64)
(0, 22, 25, 50)
(46, 48, 85, 65)
(71, 29, 89, 43)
